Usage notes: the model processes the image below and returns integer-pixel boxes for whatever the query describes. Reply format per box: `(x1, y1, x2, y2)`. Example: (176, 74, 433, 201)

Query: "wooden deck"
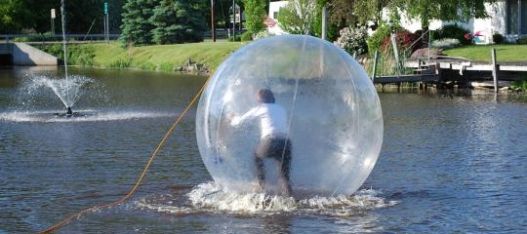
(373, 73, 439, 84)
(372, 49, 527, 92)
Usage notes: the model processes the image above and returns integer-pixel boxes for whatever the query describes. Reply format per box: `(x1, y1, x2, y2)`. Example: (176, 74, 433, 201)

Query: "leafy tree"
(120, 0, 159, 45)
(151, 0, 206, 44)
(311, 0, 339, 40)
(325, 0, 496, 31)
(326, 0, 356, 26)
(393, 0, 496, 29)
(277, 0, 317, 34)
(60, 0, 124, 34)
(273, 0, 336, 40)
(0, 0, 31, 33)
(352, 0, 389, 24)
(1, 0, 124, 34)
(243, 0, 266, 36)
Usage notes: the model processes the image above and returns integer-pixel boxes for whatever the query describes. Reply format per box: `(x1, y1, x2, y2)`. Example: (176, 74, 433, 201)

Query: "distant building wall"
(268, 1, 288, 35)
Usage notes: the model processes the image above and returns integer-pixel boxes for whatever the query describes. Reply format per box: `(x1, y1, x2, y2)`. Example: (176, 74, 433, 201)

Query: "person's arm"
(231, 107, 259, 126)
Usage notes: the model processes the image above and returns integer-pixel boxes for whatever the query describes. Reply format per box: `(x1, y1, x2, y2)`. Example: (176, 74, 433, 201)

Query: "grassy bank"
(38, 42, 244, 73)
(443, 44, 527, 63)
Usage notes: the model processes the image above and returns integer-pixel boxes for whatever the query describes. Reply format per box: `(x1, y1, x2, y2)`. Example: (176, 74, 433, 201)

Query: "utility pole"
(239, 8, 243, 32)
(104, 2, 109, 42)
(51, 9, 56, 35)
(232, 0, 236, 39)
(60, 0, 69, 79)
(321, 4, 327, 40)
(211, 0, 216, 42)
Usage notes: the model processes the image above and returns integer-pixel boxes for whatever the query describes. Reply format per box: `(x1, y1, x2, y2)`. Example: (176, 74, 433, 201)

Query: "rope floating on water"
(40, 77, 211, 233)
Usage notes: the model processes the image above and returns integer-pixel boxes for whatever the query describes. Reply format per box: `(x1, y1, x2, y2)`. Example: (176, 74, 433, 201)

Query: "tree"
(120, 0, 159, 45)
(325, 0, 495, 30)
(393, 0, 496, 29)
(327, 0, 356, 27)
(353, 0, 389, 24)
(0, 0, 31, 33)
(151, 0, 206, 44)
(1, 0, 125, 34)
(277, 0, 317, 35)
(243, 0, 266, 36)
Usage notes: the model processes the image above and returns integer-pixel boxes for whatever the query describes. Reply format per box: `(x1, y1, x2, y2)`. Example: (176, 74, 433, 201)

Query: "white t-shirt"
(231, 103, 288, 139)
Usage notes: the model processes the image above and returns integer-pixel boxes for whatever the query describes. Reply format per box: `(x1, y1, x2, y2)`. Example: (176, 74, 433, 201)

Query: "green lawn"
(443, 44, 527, 63)
(41, 41, 245, 73)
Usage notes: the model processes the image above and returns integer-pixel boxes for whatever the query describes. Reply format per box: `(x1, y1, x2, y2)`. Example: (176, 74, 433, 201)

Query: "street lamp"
(104, 2, 109, 42)
(51, 9, 56, 35)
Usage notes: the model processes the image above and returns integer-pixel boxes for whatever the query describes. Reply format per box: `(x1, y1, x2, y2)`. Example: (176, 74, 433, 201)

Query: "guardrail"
(1, 29, 243, 43)
(0, 34, 120, 43)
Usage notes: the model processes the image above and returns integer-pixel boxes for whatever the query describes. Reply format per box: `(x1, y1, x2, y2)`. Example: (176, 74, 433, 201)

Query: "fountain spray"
(61, 0, 71, 115)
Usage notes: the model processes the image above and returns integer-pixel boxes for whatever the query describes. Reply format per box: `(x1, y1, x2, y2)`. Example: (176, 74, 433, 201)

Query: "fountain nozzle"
(66, 107, 73, 116)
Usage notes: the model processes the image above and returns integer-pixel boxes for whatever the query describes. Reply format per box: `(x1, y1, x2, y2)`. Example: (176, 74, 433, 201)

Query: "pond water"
(1, 67, 526, 233)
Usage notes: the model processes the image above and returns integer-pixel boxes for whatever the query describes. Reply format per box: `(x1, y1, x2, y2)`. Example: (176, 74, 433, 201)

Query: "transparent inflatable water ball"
(196, 35, 383, 196)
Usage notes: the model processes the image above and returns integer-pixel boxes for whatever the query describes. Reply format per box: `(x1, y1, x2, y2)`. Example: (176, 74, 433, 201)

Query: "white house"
(267, 1, 288, 35)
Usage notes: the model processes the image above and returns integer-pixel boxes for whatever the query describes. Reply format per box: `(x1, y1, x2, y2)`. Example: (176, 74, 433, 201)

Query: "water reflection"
(1, 68, 527, 233)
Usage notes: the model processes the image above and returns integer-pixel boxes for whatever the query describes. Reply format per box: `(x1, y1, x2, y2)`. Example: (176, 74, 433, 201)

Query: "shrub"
(517, 37, 527, 44)
(37, 44, 95, 66)
(492, 33, 504, 44)
(253, 30, 274, 40)
(334, 26, 368, 55)
(228, 35, 241, 42)
(511, 77, 527, 91)
(241, 31, 253, 41)
(13, 37, 31, 42)
(380, 30, 421, 53)
(431, 38, 461, 49)
(431, 24, 471, 45)
(367, 24, 393, 53)
(12, 33, 63, 42)
(109, 58, 132, 69)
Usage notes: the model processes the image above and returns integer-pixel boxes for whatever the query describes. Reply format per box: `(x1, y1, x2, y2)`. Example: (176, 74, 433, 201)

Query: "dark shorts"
(255, 137, 292, 162)
(254, 137, 292, 182)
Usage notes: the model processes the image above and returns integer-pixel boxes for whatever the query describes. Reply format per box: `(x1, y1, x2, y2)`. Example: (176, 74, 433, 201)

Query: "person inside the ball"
(230, 89, 292, 196)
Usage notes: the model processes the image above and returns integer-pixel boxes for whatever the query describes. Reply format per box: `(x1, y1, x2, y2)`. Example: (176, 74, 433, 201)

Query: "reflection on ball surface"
(196, 35, 383, 196)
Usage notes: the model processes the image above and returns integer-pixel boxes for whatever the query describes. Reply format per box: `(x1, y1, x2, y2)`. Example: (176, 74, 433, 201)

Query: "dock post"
(491, 48, 498, 93)
(435, 62, 440, 74)
(371, 50, 379, 82)
(435, 62, 442, 82)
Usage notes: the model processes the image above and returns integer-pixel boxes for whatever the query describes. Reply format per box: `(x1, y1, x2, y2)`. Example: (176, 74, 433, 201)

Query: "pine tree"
(151, 0, 206, 44)
(120, 0, 159, 45)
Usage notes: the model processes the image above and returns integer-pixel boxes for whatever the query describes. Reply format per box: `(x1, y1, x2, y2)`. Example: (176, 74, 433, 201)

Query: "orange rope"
(40, 77, 211, 233)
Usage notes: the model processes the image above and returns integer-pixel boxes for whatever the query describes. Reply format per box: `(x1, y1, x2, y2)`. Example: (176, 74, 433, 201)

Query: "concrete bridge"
(0, 43, 58, 66)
